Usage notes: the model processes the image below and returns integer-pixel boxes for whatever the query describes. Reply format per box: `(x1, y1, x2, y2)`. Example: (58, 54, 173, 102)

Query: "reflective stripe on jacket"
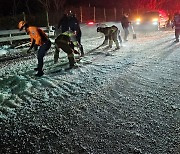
(62, 31, 79, 46)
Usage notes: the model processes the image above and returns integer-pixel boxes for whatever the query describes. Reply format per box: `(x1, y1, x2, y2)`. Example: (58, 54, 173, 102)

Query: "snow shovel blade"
(131, 24, 136, 39)
(133, 33, 136, 39)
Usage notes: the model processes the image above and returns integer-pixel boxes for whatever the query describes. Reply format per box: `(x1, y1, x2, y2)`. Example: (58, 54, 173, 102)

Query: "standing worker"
(18, 21, 51, 77)
(172, 12, 180, 43)
(121, 13, 131, 41)
(97, 25, 120, 49)
(57, 13, 69, 33)
(68, 11, 84, 56)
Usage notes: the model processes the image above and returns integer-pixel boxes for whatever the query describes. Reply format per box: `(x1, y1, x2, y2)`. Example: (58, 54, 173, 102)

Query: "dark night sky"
(0, 0, 117, 16)
(68, 0, 117, 7)
(0, 0, 42, 16)
(0, 0, 85, 16)
(0, 0, 179, 16)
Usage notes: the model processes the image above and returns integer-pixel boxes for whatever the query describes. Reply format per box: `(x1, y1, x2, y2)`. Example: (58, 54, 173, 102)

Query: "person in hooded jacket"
(57, 13, 69, 33)
(172, 12, 180, 42)
(18, 21, 51, 77)
(121, 13, 131, 41)
(97, 25, 120, 49)
(68, 12, 84, 56)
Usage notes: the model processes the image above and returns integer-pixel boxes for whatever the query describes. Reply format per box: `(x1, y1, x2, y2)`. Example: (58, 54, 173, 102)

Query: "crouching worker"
(54, 30, 81, 69)
(18, 21, 51, 77)
(97, 25, 121, 49)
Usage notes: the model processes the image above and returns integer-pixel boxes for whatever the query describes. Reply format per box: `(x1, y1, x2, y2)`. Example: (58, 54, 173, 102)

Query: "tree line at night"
(0, 0, 179, 16)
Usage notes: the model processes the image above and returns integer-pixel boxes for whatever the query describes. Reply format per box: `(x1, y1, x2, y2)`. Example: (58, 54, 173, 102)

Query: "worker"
(97, 25, 120, 49)
(121, 13, 131, 41)
(18, 21, 51, 77)
(68, 11, 84, 56)
(172, 12, 180, 43)
(54, 30, 80, 69)
(57, 13, 69, 33)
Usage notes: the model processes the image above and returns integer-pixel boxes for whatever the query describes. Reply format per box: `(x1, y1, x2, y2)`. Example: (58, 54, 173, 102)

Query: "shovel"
(131, 24, 137, 39)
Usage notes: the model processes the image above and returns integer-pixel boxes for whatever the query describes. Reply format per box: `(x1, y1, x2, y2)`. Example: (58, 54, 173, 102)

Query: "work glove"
(27, 48, 31, 54)
(74, 31, 77, 36)
(33, 44, 38, 51)
(74, 49, 80, 55)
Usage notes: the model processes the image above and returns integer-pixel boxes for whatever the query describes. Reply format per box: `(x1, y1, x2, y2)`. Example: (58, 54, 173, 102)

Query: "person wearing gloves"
(97, 25, 120, 49)
(54, 30, 80, 69)
(18, 21, 51, 77)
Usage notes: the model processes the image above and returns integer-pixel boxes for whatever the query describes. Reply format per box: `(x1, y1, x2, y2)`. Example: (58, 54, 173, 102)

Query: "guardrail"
(0, 26, 55, 44)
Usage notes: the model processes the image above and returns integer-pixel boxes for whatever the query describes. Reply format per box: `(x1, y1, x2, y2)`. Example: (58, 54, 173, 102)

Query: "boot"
(80, 45, 84, 57)
(35, 71, 44, 77)
(115, 41, 120, 50)
(68, 57, 75, 68)
(34, 68, 38, 71)
(54, 47, 60, 64)
(175, 38, 179, 43)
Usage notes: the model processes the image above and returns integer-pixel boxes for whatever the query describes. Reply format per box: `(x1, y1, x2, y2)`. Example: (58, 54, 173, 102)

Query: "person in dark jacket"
(121, 13, 131, 41)
(172, 12, 180, 43)
(97, 25, 120, 49)
(68, 12, 84, 56)
(57, 14, 69, 33)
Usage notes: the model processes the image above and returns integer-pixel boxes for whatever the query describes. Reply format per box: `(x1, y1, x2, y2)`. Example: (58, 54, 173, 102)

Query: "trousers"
(37, 40, 51, 72)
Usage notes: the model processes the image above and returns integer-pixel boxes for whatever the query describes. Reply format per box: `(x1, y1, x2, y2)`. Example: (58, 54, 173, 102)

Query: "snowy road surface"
(0, 24, 180, 154)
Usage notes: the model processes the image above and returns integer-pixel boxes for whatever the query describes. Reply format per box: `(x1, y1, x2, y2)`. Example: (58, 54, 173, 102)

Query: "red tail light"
(88, 21, 94, 25)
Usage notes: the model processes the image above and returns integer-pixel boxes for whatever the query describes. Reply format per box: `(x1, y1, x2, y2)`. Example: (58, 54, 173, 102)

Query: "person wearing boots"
(18, 21, 51, 77)
(68, 11, 84, 56)
(97, 25, 120, 49)
(121, 13, 131, 41)
(54, 30, 80, 69)
(172, 12, 180, 43)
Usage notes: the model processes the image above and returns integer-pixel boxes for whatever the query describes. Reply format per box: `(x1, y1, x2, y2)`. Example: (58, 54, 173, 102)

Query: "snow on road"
(0, 24, 180, 154)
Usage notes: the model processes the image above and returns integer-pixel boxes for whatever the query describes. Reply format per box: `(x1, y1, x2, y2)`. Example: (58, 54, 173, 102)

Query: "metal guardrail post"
(93, 6, 96, 23)
(9, 33, 12, 44)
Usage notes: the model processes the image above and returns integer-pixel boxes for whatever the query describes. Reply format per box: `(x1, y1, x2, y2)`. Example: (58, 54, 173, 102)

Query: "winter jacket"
(26, 27, 48, 46)
(172, 14, 180, 29)
(121, 15, 130, 29)
(97, 25, 118, 38)
(68, 15, 81, 36)
(97, 25, 120, 48)
(58, 14, 69, 33)
(62, 31, 79, 46)
(55, 30, 81, 53)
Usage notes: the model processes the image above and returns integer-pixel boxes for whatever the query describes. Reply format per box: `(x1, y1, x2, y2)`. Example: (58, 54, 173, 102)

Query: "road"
(0, 25, 180, 154)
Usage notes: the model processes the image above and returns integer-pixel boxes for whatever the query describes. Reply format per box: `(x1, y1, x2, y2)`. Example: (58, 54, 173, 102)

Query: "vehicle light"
(152, 18, 158, 22)
(136, 21, 141, 25)
(88, 21, 94, 25)
(135, 18, 141, 25)
(152, 21, 158, 25)
(136, 18, 141, 22)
